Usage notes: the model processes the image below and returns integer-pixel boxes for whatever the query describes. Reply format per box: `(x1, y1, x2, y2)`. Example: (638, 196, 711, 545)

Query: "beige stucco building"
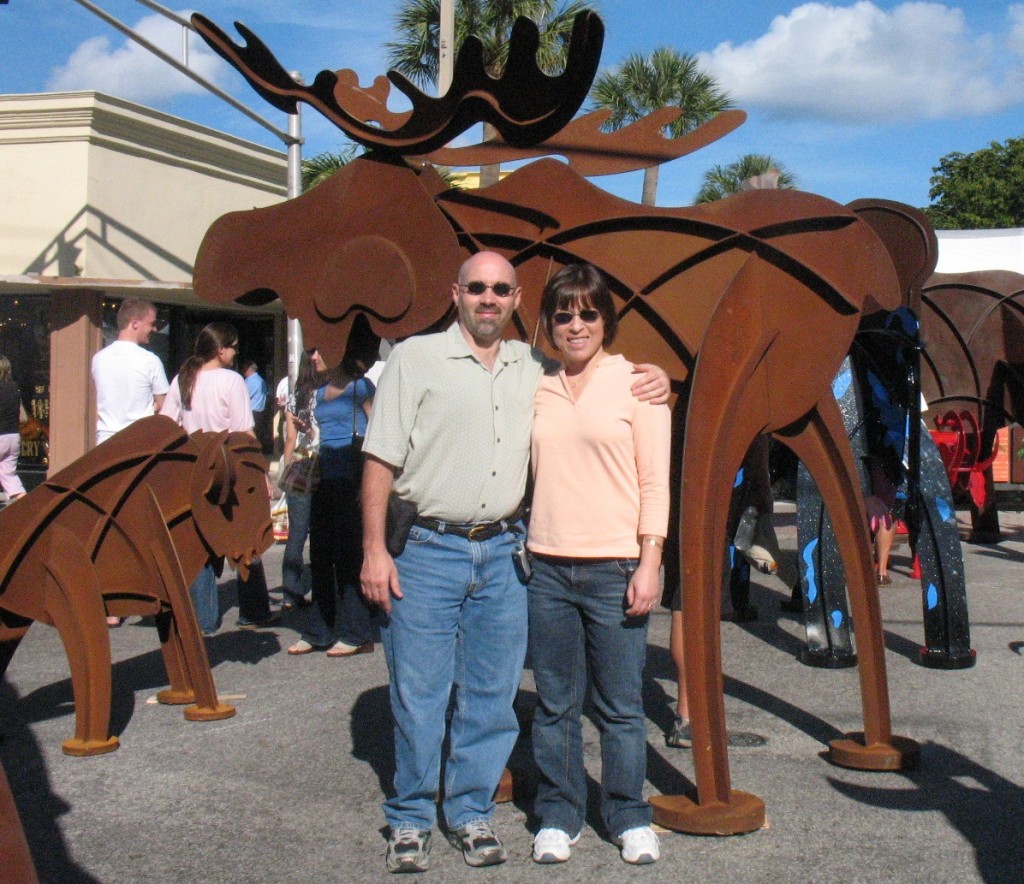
(0, 91, 288, 474)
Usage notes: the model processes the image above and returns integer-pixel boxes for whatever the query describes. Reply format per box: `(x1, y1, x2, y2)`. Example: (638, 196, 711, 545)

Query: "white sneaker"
(616, 826, 660, 864)
(532, 828, 580, 863)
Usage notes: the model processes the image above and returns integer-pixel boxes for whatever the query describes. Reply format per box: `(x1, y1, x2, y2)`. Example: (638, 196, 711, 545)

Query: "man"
(91, 298, 168, 444)
(241, 359, 272, 454)
(361, 252, 667, 873)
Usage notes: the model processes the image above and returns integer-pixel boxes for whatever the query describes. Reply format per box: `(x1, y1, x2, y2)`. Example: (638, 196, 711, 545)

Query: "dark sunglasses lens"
(465, 281, 513, 296)
(553, 310, 601, 325)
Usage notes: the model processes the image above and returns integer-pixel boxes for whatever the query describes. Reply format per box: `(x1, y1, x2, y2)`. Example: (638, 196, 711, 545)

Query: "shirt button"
(492, 471, 496, 476)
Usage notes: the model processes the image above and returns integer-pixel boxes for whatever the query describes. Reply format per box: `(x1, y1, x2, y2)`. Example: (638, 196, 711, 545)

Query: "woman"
(527, 264, 671, 866)
(277, 349, 324, 611)
(287, 340, 377, 658)
(161, 322, 277, 635)
(0, 356, 27, 504)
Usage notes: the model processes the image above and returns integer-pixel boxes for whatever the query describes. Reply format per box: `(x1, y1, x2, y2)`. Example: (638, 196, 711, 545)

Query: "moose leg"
(42, 527, 119, 756)
(142, 487, 234, 721)
(782, 397, 919, 770)
(651, 276, 774, 835)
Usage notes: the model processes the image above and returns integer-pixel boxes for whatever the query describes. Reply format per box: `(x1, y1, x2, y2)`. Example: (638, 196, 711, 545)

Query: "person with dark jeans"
(288, 341, 376, 657)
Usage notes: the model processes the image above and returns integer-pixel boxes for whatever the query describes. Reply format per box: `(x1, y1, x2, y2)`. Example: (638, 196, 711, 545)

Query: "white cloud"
(699, 2, 1024, 124)
(47, 10, 227, 104)
(1009, 4, 1024, 57)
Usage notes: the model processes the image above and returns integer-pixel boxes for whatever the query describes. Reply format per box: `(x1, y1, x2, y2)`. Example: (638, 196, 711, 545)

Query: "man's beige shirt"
(363, 322, 548, 523)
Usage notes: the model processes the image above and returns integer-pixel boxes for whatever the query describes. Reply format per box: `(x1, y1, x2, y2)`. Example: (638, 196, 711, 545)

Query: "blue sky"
(4, 1, 1023, 210)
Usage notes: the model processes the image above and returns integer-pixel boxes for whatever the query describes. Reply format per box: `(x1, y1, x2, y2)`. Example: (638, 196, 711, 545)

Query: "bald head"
(458, 251, 517, 288)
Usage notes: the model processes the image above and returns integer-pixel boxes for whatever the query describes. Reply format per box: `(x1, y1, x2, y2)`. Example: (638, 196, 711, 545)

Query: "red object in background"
(930, 410, 999, 511)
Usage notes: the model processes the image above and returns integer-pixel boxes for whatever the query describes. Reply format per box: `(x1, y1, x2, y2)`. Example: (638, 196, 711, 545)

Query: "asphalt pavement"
(2, 502, 1023, 882)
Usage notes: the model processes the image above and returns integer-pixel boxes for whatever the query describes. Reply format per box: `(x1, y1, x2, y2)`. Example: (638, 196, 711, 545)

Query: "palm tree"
(694, 154, 796, 204)
(589, 47, 733, 205)
(386, 0, 595, 186)
(301, 146, 359, 191)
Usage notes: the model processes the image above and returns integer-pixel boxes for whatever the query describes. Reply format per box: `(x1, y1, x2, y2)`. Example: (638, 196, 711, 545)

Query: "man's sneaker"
(532, 828, 581, 863)
(386, 827, 431, 874)
(448, 820, 507, 867)
(666, 715, 692, 748)
(615, 826, 660, 864)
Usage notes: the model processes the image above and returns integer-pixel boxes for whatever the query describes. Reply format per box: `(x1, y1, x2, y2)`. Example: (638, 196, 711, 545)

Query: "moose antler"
(191, 11, 604, 154)
(422, 107, 747, 176)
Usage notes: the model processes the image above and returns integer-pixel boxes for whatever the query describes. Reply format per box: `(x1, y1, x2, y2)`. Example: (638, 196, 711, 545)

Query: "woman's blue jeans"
(381, 522, 528, 831)
(281, 491, 312, 604)
(528, 555, 652, 839)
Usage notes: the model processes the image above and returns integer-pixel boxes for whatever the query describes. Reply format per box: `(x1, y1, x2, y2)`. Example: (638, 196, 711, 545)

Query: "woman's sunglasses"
(460, 281, 514, 296)
(553, 309, 601, 326)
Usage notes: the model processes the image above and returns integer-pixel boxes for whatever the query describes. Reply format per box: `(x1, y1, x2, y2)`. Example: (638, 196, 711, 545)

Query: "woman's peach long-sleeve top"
(527, 354, 671, 558)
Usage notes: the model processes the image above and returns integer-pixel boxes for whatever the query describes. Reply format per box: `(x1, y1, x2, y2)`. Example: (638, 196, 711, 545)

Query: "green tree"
(301, 146, 359, 191)
(386, 0, 594, 186)
(925, 137, 1024, 230)
(589, 47, 733, 205)
(695, 154, 796, 204)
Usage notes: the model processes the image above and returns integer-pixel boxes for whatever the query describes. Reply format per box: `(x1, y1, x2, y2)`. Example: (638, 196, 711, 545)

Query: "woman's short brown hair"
(539, 263, 618, 348)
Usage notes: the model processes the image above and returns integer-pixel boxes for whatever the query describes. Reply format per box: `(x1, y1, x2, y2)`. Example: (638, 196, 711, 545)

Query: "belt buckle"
(467, 523, 489, 541)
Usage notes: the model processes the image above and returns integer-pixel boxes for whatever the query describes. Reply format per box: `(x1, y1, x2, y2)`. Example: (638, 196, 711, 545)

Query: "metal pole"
(439, 0, 454, 94)
(286, 73, 304, 386)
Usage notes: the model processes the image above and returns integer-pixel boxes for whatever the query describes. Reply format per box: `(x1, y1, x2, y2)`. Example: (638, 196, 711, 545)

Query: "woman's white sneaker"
(616, 826, 660, 864)
(532, 828, 580, 863)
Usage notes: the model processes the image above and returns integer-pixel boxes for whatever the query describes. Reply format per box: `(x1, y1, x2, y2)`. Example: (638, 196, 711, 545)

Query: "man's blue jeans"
(281, 491, 312, 605)
(528, 556, 652, 839)
(381, 523, 528, 831)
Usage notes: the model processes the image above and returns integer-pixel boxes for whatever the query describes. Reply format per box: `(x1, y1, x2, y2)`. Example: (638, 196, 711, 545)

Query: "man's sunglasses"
(460, 281, 515, 296)
(552, 309, 601, 326)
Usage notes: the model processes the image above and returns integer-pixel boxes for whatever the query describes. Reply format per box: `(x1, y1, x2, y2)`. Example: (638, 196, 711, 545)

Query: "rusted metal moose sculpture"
(192, 10, 919, 835)
(0, 416, 272, 755)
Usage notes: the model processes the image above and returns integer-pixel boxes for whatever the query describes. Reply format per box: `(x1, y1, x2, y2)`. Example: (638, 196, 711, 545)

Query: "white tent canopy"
(935, 228, 1024, 275)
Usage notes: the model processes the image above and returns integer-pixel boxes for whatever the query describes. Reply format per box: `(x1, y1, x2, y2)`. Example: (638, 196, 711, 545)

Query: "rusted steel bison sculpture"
(0, 416, 272, 756)
(191, 10, 918, 835)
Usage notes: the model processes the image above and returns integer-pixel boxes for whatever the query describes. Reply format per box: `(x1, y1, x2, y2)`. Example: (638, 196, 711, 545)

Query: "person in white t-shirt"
(91, 298, 169, 445)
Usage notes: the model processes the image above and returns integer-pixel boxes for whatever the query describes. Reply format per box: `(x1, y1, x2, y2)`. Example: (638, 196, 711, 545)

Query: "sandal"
(877, 573, 892, 586)
(325, 640, 374, 658)
(281, 597, 311, 613)
(287, 639, 318, 655)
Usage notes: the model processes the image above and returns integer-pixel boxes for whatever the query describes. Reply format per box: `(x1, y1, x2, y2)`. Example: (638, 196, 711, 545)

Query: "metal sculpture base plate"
(918, 647, 976, 670)
(62, 736, 120, 757)
(827, 733, 920, 771)
(183, 703, 237, 722)
(650, 790, 765, 835)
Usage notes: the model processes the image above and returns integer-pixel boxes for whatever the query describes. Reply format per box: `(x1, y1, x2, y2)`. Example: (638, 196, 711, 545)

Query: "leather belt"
(414, 509, 523, 541)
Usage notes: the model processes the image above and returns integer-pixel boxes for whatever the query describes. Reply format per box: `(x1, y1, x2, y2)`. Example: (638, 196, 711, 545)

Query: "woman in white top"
(161, 322, 277, 635)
